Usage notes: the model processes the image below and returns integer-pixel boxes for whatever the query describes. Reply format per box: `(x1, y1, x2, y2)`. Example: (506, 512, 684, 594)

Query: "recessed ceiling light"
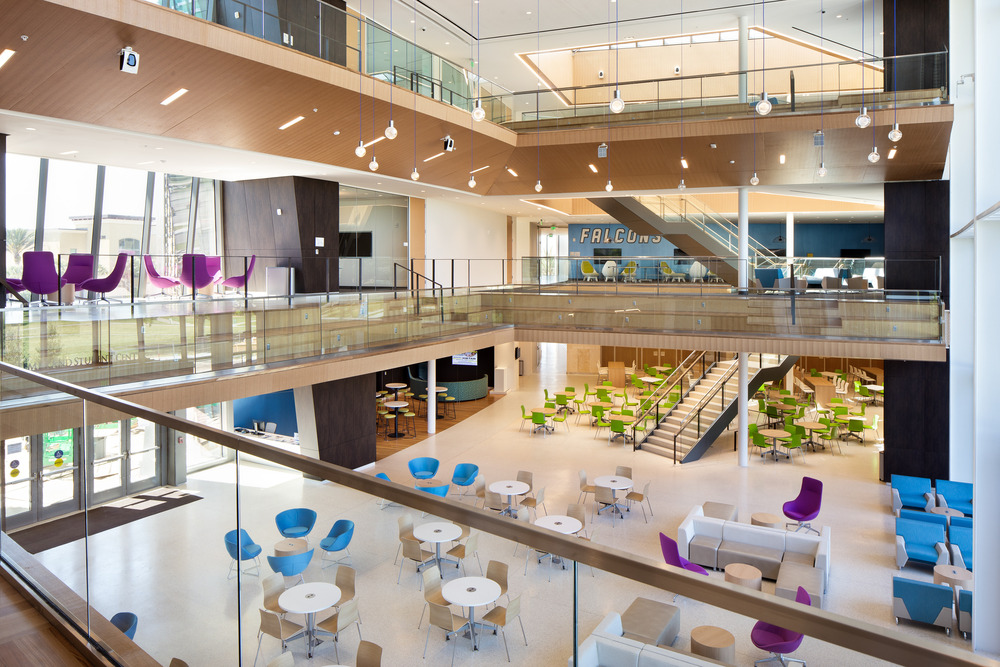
(333, 130, 340, 135)
(709, 143, 717, 149)
(729, 160, 735, 164)
(526, 10, 532, 14)
(279, 116, 305, 130)
(588, 164, 598, 173)
(137, 161, 155, 166)
(680, 157, 689, 169)
(24, 127, 35, 131)
(445, 42, 450, 45)
(423, 152, 446, 162)
(836, 14, 842, 18)
(160, 88, 188, 105)
(59, 150, 78, 155)
(507, 167, 518, 177)
(0, 49, 15, 69)
(470, 165, 490, 174)
(779, 154, 786, 164)
(887, 147, 897, 159)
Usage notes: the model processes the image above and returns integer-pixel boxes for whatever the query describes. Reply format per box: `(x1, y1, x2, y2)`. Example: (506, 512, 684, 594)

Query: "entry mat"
(10, 487, 202, 554)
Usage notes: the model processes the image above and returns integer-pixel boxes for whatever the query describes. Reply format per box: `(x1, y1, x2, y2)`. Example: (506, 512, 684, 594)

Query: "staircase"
(640, 353, 796, 462)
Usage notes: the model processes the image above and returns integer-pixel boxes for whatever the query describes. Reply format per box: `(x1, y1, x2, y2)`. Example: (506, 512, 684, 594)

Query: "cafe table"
(594, 475, 633, 517)
(441, 576, 502, 650)
(278, 581, 341, 658)
(758, 428, 792, 460)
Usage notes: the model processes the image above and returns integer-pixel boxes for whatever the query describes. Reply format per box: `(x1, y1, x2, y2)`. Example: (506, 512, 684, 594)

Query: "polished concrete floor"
(27, 345, 989, 666)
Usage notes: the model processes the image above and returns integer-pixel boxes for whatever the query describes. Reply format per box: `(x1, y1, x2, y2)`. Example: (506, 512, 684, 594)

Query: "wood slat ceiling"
(0, 0, 951, 197)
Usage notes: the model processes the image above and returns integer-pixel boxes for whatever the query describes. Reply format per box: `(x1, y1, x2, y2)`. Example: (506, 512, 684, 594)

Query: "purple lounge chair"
(179, 253, 218, 291)
(782, 476, 822, 535)
(143, 255, 181, 295)
(61, 253, 95, 287)
(750, 586, 811, 666)
(19, 251, 66, 302)
(659, 532, 709, 576)
(221, 254, 256, 291)
(79, 252, 129, 302)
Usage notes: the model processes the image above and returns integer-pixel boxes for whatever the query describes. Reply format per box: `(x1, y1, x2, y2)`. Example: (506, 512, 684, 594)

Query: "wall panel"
(312, 374, 375, 469)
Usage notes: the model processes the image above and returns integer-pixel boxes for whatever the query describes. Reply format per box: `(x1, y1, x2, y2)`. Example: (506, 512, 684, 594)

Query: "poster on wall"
(452, 352, 478, 366)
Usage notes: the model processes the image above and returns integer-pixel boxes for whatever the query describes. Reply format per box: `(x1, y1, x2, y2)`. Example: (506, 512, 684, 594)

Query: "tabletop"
(442, 577, 501, 608)
(865, 384, 884, 391)
(532, 407, 557, 416)
(640, 376, 660, 384)
(653, 366, 672, 373)
(594, 475, 633, 490)
(555, 391, 575, 397)
(535, 515, 582, 535)
(432, 386, 448, 393)
(386, 382, 407, 389)
(279, 582, 341, 615)
(413, 521, 463, 543)
(489, 480, 530, 496)
(274, 538, 308, 556)
(798, 421, 827, 430)
(591, 402, 616, 410)
(384, 400, 408, 410)
(759, 428, 792, 439)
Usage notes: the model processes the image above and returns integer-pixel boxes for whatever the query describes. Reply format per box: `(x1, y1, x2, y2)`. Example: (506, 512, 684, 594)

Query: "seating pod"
(892, 577, 953, 634)
(890, 474, 935, 515)
(894, 517, 948, 569)
(571, 612, 723, 667)
(935, 479, 973, 516)
(948, 525, 973, 571)
(957, 586, 972, 638)
(898, 508, 947, 527)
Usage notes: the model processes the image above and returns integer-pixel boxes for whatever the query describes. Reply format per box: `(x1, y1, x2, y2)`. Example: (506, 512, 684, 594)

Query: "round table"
(640, 376, 660, 386)
(724, 562, 763, 590)
(534, 515, 582, 568)
(750, 512, 784, 529)
(274, 537, 308, 556)
(797, 421, 828, 449)
(594, 476, 633, 517)
(278, 582, 341, 658)
(590, 402, 617, 425)
(441, 576, 502, 651)
(690, 625, 735, 664)
(934, 563, 973, 589)
(413, 521, 463, 573)
(758, 428, 792, 460)
(385, 382, 407, 399)
(383, 400, 408, 438)
(489, 480, 530, 517)
(930, 506, 965, 524)
(865, 384, 884, 392)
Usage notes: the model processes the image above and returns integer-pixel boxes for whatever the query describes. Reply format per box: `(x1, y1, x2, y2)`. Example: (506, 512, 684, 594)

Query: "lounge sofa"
(957, 586, 972, 638)
(935, 479, 973, 516)
(892, 576, 953, 634)
(948, 524, 973, 571)
(677, 505, 831, 591)
(895, 517, 949, 570)
(572, 612, 728, 666)
(890, 474, 935, 515)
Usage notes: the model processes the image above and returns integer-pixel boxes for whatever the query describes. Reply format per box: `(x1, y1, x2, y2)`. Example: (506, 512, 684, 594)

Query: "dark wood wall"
(1, 134, 6, 290)
(313, 375, 376, 469)
(883, 180, 949, 480)
(883, 0, 949, 91)
(221, 176, 338, 293)
(214, 0, 348, 66)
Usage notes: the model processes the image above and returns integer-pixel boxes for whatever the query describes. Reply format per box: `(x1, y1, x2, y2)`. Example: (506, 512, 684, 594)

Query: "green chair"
(552, 411, 569, 433)
(543, 388, 552, 402)
(782, 433, 805, 460)
(584, 383, 597, 403)
(596, 388, 612, 403)
(756, 399, 768, 424)
(782, 396, 797, 406)
(752, 432, 769, 457)
(593, 407, 610, 438)
(865, 414, 881, 442)
(530, 411, 549, 436)
(608, 419, 629, 445)
(519, 405, 531, 431)
(555, 394, 570, 413)
(575, 403, 592, 425)
(823, 423, 843, 454)
(847, 417, 866, 443)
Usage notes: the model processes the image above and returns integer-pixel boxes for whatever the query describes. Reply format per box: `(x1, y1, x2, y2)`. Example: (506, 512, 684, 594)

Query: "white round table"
(413, 521, 463, 572)
(489, 480, 530, 517)
(429, 386, 448, 416)
(278, 582, 341, 658)
(534, 515, 582, 535)
(594, 475, 633, 517)
(383, 400, 408, 438)
(441, 576, 502, 650)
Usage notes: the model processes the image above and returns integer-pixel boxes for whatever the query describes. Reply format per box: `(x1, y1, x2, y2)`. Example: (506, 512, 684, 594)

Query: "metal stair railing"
(633, 351, 720, 452)
(393, 262, 444, 320)
(670, 353, 744, 462)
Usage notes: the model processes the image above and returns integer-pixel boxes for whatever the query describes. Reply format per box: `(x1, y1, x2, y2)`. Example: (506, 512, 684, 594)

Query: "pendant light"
(887, 0, 902, 141)
(467, 0, 476, 188)
(472, 1, 485, 122)
(356, 1, 367, 158)
(384, 0, 396, 139)
(754, 0, 771, 115)
(534, 0, 542, 192)
(866, 0, 878, 164)
(817, 0, 826, 177)
(609, 0, 625, 113)
(603, 0, 614, 193)
(855, 0, 872, 129)
(410, 0, 419, 181)
(678, 0, 687, 189)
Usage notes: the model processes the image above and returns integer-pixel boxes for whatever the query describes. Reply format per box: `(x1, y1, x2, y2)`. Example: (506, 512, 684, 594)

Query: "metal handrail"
(393, 262, 444, 319)
(631, 350, 705, 449)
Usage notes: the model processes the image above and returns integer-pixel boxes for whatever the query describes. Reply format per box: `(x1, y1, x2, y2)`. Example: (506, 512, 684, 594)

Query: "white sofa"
(572, 613, 727, 667)
(677, 506, 831, 590)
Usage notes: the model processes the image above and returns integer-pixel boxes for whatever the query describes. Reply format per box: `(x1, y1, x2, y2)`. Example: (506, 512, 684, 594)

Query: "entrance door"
(90, 419, 164, 505)
(125, 418, 161, 495)
(2, 430, 80, 531)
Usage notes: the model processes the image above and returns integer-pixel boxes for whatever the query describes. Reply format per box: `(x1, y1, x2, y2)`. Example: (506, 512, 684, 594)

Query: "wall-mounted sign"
(577, 227, 662, 245)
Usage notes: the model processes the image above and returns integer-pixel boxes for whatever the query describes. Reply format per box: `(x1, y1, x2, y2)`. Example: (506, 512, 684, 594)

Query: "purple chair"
(221, 255, 256, 291)
(179, 254, 217, 291)
(61, 253, 94, 287)
(143, 255, 181, 294)
(750, 586, 810, 666)
(782, 476, 822, 535)
(19, 251, 66, 302)
(79, 253, 129, 302)
(204, 255, 223, 284)
(659, 532, 709, 576)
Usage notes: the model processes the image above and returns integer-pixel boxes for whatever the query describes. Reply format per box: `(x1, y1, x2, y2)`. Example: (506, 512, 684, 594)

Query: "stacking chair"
(516, 470, 534, 497)
(486, 560, 510, 605)
(552, 409, 570, 432)
(315, 599, 362, 664)
(577, 470, 596, 504)
(357, 641, 383, 667)
(593, 407, 611, 439)
(594, 486, 618, 527)
(394, 514, 423, 565)
(519, 405, 532, 431)
(446, 531, 482, 575)
(781, 433, 805, 461)
(473, 476, 486, 508)
(575, 402, 592, 425)
(319, 519, 354, 567)
(334, 565, 360, 622)
(567, 503, 589, 539)
(625, 481, 652, 523)
(261, 573, 286, 617)
(519, 486, 547, 520)
(254, 609, 303, 666)
(482, 594, 528, 662)
(584, 383, 598, 403)
(483, 490, 506, 513)
(529, 411, 548, 436)
(418, 565, 450, 628)
(615, 465, 633, 479)
(397, 538, 433, 586)
(423, 603, 471, 666)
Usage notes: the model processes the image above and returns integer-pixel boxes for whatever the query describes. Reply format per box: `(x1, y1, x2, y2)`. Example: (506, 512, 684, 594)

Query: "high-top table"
(413, 521, 462, 573)
(385, 382, 407, 399)
(278, 581, 341, 658)
(594, 475, 633, 517)
(758, 428, 792, 460)
(441, 576, 502, 651)
(489, 480, 530, 517)
(383, 400, 408, 438)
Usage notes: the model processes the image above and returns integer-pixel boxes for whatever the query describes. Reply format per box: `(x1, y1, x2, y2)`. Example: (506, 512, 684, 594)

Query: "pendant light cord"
(819, 0, 824, 166)
(388, 0, 393, 122)
(892, 0, 897, 123)
(861, 0, 865, 110)
(871, 0, 876, 147)
(536, 0, 540, 186)
(412, 0, 418, 173)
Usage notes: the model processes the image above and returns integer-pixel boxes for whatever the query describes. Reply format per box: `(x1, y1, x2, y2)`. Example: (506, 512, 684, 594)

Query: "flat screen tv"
(452, 352, 478, 366)
(339, 232, 373, 258)
(594, 248, 622, 258)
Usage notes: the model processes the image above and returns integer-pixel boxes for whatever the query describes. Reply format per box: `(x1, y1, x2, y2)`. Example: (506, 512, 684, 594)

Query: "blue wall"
(233, 389, 298, 436)
(568, 224, 680, 279)
(748, 223, 885, 257)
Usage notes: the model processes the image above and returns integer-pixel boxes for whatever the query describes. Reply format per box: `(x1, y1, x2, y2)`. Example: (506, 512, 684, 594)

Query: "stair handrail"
(632, 350, 715, 452)
(393, 262, 444, 319)
(672, 353, 787, 462)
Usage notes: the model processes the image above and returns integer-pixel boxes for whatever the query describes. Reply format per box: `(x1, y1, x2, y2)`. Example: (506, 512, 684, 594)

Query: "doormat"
(9, 487, 202, 554)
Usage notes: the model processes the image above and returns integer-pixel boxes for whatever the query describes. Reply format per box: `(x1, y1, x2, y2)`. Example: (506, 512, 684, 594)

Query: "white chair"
(601, 260, 618, 281)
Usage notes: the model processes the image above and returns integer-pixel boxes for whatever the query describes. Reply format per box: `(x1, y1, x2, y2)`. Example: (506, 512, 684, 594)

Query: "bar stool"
(382, 413, 396, 440)
(402, 411, 417, 436)
(416, 394, 428, 417)
(443, 396, 458, 419)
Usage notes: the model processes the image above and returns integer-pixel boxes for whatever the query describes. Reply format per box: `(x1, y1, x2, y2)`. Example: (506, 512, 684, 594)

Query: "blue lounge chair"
(890, 474, 935, 515)
(895, 517, 948, 570)
(892, 577, 953, 634)
(275, 508, 317, 540)
(224, 528, 262, 579)
(935, 479, 973, 516)
(320, 519, 354, 567)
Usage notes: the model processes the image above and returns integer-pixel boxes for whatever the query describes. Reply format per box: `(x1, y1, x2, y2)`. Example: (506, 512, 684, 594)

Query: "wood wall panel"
(1, 133, 6, 287)
(292, 176, 339, 294)
(313, 374, 376, 469)
(884, 0, 949, 91)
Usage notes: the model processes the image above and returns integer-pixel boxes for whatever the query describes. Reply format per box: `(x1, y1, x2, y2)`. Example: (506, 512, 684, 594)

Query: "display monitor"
(452, 352, 478, 366)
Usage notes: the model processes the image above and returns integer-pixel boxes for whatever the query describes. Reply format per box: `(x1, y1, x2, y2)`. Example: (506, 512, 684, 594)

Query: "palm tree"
(6, 227, 35, 277)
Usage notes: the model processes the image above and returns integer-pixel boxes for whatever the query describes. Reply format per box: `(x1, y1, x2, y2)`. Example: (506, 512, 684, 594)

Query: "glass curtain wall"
(4, 155, 41, 278)
(338, 185, 408, 288)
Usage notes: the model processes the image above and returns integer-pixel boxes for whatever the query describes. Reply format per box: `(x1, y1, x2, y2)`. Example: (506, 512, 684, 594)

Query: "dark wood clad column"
(313, 375, 376, 469)
(883, 181, 949, 480)
(883, 0, 948, 92)
(221, 176, 338, 293)
(1, 134, 6, 291)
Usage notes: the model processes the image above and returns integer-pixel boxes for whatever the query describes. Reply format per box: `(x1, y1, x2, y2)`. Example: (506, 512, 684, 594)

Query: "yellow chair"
(581, 260, 598, 281)
(660, 261, 684, 282)
(621, 260, 638, 282)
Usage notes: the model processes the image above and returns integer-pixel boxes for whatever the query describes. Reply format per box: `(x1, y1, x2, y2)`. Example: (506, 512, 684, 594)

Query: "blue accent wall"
(233, 389, 298, 436)
(568, 224, 679, 279)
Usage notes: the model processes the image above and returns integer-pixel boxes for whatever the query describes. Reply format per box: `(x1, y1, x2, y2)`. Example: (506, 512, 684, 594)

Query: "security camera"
(421, 27, 427, 32)
(443, 135, 455, 151)
(120, 46, 140, 74)
(674, 65, 681, 75)
(598, 70, 604, 79)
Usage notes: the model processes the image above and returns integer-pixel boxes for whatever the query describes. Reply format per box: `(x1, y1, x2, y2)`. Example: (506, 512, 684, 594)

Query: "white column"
(427, 359, 437, 434)
(738, 187, 749, 290)
(737, 353, 749, 467)
(785, 212, 795, 259)
(738, 16, 749, 104)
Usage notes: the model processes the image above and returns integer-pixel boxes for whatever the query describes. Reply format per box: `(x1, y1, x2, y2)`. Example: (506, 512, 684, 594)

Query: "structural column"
(738, 16, 749, 104)
(737, 187, 749, 467)
(427, 359, 437, 434)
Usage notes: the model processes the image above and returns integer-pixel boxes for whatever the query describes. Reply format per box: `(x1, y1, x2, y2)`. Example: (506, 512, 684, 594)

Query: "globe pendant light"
(868, 146, 880, 163)
(856, 0, 871, 130)
(750, 172, 760, 186)
(605, 180, 613, 192)
(678, 179, 686, 190)
(472, 1, 485, 121)
(609, 0, 624, 113)
(535, 180, 543, 193)
(888, 123, 902, 142)
(385, 120, 397, 140)
(533, 0, 542, 193)
(755, 92, 772, 116)
(468, 175, 477, 188)
(409, 0, 419, 181)
(472, 100, 486, 122)
(817, 0, 826, 178)
(369, 156, 379, 171)
(855, 107, 871, 129)
(817, 162, 827, 178)
(411, 167, 420, 181)
(610, 90, 625, 114)
(355, 140, 366, 158)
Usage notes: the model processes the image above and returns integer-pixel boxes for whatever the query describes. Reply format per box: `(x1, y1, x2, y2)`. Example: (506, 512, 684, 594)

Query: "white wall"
(493, 341, 519, 393)
(424, 199, 507, 287)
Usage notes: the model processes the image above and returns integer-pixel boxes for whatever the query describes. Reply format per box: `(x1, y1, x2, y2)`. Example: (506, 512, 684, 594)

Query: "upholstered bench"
(717, 522, 785, 580)
(702, 501, 738, 522)
(775, 562, 825, 609)
(621, 597, 680, 647)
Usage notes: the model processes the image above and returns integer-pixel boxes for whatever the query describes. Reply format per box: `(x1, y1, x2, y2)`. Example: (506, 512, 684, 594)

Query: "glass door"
(2, 431, 80, 530)
(126, 418, 161, 495)
(39, 430, 79, 518)
(3, 437, 34, 529)
(90, 421, 125, 505)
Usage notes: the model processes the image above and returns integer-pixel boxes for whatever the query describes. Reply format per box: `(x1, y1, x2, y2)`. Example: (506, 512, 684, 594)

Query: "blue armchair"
(267, 548, 314, 583)
(958, 587, 972, 638)
(408, 456, 440, 480)
(898, 509, 947, 527)
(935, 479, 973, 516)
(417, 483, 450, 498)
(948, 524, 973, 571)
(895, 518, 948, 570)
(892, 577, 953, 635)
(110, 612, 138, 640)
(891, 474, 935, 515)
(951, 515, 973, 529)
(224, 528, 262, 579)
(320, 520, 354, 568)
(450, 463, 479, 498)
(275, 508, 317, 540)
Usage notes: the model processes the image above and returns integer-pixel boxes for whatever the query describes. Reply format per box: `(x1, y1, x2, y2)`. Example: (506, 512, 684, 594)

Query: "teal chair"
(892, 577, 954, 634)
(267, 548, 314, 583)
(275, 508, 317, 540)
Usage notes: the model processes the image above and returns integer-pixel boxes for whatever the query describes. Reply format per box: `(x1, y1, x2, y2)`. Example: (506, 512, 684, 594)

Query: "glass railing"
(0, 361, 989, 667)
